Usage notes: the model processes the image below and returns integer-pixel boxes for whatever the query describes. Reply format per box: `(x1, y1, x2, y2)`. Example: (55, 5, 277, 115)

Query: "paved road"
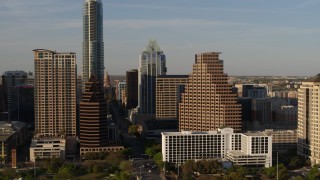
(132, 159, 162, 180)
(110, 102, 163, 179)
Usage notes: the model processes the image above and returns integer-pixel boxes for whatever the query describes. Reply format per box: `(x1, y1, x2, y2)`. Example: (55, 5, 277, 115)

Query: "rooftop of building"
(2, 70, 27, 76)
(242, 132, 268, 137)
(143, 119, 178, 130)
(85, 0, 102, 3)
(162, 128, 267, 136)
(30, 137, 66, 147)
(144, 40, 162, 52)
(227, 151, 248, 157)
(0, 121, 26, 141)
(33, 49, 75, 54)
(227, 150, 269, 157)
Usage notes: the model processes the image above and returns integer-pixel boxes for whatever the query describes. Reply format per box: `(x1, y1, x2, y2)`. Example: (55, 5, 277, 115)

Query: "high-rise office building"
(10, 85, 34, 124)
(297, 74, 320, 165)
(274, 105, 297, 128)
(83, 0, 104, 85)
(2, 71, 28, 120)
(80, 75, 108, 148)
(138, 40, 166, 115)
(156, 75, 188, 120)
(251, 98, 272, 130)
(126, 69, 138, 109)
(179, 52, 241, 132)
(116, 80, 126, 103)
(104, 71, 111, 88)
(0, 84, 4, 113)
(33, 49, 77, 137)
(237, 97, 253, 131)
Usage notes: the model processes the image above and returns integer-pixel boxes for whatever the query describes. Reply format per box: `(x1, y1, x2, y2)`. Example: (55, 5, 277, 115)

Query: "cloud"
(0, 0, 80, 18)
(105, 2, 288, 14)
(105, 18, 241, 29)
(296, 0, 320, 9)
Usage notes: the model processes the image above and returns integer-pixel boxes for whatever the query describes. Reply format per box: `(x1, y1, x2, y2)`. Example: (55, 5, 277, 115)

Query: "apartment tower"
(83, 0, 104, 85)
(138, 40, 166, 115)
(80, 75, 108, 148)
(179, 52, 241, 132)
(33, 49, 77, 136)
(297, 74, 320, 165)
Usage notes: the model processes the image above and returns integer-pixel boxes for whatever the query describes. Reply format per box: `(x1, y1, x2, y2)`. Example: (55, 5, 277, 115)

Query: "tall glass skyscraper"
(138, 40, 167, 115)
(83, 0, 104, 86)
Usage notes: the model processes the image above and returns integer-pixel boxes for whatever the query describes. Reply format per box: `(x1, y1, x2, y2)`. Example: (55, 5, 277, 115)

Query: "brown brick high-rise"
(179, 52, 241, 132)
(80, 75, 108, 147)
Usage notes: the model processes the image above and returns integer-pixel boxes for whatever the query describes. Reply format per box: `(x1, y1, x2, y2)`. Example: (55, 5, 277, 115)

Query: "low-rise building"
(142, 119, 178, 143)
(0, 121, 28, 164)
(80, 146, 125, 157)
(29, 138, 66, 162)
(162, 128, 272, 167)
(264, 129, 297, 153)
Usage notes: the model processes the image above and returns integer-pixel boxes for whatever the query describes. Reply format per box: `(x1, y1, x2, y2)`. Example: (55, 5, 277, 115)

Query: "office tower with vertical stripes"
(138, 40, 166, 115)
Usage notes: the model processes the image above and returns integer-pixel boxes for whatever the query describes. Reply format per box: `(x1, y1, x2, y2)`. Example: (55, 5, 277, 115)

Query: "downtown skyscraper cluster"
(30, 0, 119, 161)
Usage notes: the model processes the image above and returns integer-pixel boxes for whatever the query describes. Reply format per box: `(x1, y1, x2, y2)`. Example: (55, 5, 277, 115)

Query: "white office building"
(30, 138, 66, 162)
(162, 128, 272, 167)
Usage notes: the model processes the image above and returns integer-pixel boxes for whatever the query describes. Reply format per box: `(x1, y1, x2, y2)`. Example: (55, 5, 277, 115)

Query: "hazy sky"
(1, 0, 320, 76)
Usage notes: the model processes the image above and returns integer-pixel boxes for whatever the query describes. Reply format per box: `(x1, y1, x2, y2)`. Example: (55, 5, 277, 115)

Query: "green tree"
(278, 164, 289, 180)
(106, 151, 125, 166)
(121, 148, 132, 158)
(307, 166, 320, 180)
(264, 166, 276, 178)
(113, 171, 131, 180)
(145, 147, 157, 157)
(153, 152, 164, 169)
(119, 161, 133, 173)
(289, 156, 305, 169)
(47, 158, 63, 173)
(293, 175, 304, 180)
(180, 160, 195, 180)
(223, 172, 242, 180)
(92, 164, 103, 173)
(205, 159, 223, 174)
(83, 152, 99, 160)
(128, 125, 139, 136)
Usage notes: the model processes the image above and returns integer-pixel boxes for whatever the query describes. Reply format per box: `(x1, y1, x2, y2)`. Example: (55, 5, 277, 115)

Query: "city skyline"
(1, 0, 320, 76)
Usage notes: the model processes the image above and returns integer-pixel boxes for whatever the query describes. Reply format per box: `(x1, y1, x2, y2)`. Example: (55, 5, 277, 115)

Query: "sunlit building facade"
(33, 49, 77, 137)
(179, 52, 241, 132)
(297, 74, 320, 165)
(162, 128, 272, 167)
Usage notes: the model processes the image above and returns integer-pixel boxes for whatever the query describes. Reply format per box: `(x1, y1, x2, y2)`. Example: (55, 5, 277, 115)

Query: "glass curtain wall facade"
(138, 40, 166, 115)
(83, 0, 104, 86)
